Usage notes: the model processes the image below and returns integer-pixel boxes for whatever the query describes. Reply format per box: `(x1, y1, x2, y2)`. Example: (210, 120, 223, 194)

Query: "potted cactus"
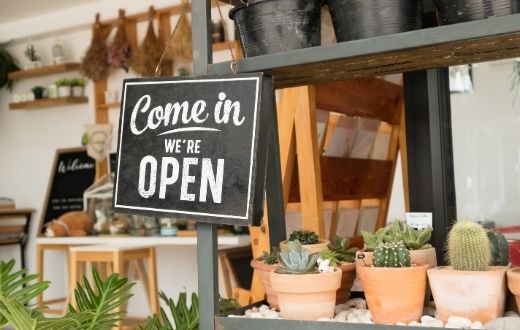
(358, 241, 428, 324)
(250, 249, 280, 310)
(270, 240, 341, 320)
(279, 230, 329, 255)
(326, 236, 357, 304)
(428, 220, 508, 324)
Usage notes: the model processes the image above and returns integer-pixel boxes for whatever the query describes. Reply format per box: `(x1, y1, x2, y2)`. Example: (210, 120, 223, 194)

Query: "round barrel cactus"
(373, 241, 411, 268)
(447, 220, 491, 271)
(487, 230, 509, 266)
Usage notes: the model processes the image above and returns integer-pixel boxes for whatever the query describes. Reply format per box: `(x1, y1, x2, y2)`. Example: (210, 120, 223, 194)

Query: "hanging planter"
(326, 0, 422, 42)
(434, 0, 520, 25)
(229, 0, 322, 58)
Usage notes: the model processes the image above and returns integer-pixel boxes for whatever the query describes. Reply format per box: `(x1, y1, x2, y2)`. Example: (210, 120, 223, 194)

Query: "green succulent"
(277, 240, 318, 274)
(362, 220, 433, 252)
(55, 78, 72, 87)
(329, 236, 357, 263)
(288, 230, 319, 245)
(361, 227, 388, 252)
(319, 249, 340, 267)
(487, 230, 509, 266)
(400, 222, 433, 250)
(261, 249, 279, 265)
(71, 78, 86, 87)
(373, 241, 411, 268)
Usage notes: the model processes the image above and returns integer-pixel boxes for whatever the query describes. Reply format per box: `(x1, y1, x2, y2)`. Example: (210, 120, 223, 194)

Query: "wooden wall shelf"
(8, 63, 81, 80)
(9, 97, 88, 110)
(97, 102, 121, 110)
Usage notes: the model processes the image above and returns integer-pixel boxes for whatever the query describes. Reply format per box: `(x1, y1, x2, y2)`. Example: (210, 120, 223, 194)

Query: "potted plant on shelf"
(358, 241, 428, 324)
(31, 86, 45, 99)
(434, 0, 520, 25)
(229, 0, 322, 57)
(280, 230, 329, 255)
(23, 44, 42, 69)
(71, 78, 86, 97)
(55, 78, 71, 98)
(325, 0, 422, 42)
(326, 236, 357, 304)
(250, 249, 280, 310)
(270, 240, 341, 320)
(428, 220, 508, 324)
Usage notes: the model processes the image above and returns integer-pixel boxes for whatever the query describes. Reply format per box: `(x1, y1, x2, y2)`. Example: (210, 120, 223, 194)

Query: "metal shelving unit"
(191, 1, 520, 329)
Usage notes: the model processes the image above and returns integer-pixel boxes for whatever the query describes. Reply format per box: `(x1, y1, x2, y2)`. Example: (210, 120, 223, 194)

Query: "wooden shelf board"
(97, 102, 121, 110)
(209, 13, 520, 88)
(9, 97, 88, 110)
(8, 63, 81, 80)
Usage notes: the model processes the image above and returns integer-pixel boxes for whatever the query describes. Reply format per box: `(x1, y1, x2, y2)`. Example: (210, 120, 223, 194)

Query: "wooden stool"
(68, 245, 159, 327)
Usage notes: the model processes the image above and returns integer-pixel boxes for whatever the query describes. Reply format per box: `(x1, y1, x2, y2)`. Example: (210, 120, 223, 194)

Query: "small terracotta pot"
(250, 258, 279, 310)
(358, 264, 428, 324)
(336, 262, 356, 304)
(507, 268, 520, 312)
(279, 239, 329, 255)
(271, 269, 341, 320)
(428, 266, 508, 324)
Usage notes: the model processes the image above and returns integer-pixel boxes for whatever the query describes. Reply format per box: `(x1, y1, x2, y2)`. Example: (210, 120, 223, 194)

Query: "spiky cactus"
(447, 220, 491, 271)
(487, 230, 509, 266)
(277, 240, 318, 274)
(373, 242, 411, 268)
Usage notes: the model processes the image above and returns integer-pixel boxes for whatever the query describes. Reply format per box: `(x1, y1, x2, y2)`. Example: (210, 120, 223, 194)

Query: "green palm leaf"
(68, 267, 134, 330)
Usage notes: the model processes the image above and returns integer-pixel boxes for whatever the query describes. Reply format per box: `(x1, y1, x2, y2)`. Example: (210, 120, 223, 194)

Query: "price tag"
(405, 212, 433, 229)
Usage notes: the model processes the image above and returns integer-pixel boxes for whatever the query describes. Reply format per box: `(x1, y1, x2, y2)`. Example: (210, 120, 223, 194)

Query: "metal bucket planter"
(229, 0, 322, 58)
(434, 0, 520, 25)
(326, 0, 422, 42)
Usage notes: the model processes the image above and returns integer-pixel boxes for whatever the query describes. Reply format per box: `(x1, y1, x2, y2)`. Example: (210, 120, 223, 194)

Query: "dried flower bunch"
(131, 6, 163, 77)
(80, 14, 109, 81)
(108, 9, 132, 72)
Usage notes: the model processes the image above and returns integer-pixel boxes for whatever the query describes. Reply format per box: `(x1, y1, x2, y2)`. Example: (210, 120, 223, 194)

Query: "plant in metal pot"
(55, 78, 72, 97)
(428, 220, 508, 324)
(270, 240, 341, 320)
(327, 236, 357, 304)
(250, 248, 280, 309)
(434, 0, 520, 25)
(280, 229, 329, 255)
(358, 241, 428, 324)
(71, 78, 86, 97)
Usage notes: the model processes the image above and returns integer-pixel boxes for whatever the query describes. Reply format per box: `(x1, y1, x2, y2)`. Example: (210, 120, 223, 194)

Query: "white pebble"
(470, 321, 484, 329)
(346, 314, 358, 323)
(227, 314, 244, 318)
(249, 312, 263, 318)
(444, 324, 463, 329)
(252, 307, 259, 312)
(486, 317, 520, 330)
(334, 311, 348, 322)
(447, 316, 472, 328)
(504, 311, 520, 317)
(409, 321, 421, 326)
(262, 310, 279, 319)
(317, 317, 334, 322)
(335, 304, 350, 314)
(353, 309, 368, 317)
(245, 309, 252, 317)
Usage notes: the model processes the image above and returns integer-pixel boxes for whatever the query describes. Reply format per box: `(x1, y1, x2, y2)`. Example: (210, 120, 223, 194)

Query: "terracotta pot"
(250, 258, 279, 310)
(428, 266, 508, 323)
(358, 264, 428, 324)
(336, 262, 356, 304)
(279, 239, 329, 255)
(270, 269, 341, 320)
(507, 268, 520, 312)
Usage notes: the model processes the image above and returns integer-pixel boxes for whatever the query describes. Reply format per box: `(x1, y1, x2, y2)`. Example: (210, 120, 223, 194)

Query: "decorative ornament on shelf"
(31, 86, 45, 99)
(80, 13, 109, 81)
(51, 38, 67, 64)
(23, 43, 42, 69)
(130, 6, 162, 77)
(108, 9, 132, 72)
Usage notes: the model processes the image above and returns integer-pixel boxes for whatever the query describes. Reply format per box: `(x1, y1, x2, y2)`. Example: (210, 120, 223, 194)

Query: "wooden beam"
(289, 157, 393, 202)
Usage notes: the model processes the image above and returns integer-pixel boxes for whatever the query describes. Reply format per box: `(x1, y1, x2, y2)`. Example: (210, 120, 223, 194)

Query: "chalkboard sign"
(113, 73, 274, 226)
(39, 147, 96, 234)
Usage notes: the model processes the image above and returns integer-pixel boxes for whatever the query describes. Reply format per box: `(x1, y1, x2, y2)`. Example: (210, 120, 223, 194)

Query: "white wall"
(451, 60, 520, 228)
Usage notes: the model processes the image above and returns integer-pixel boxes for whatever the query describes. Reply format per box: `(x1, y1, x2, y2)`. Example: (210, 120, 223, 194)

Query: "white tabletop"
(36, 234, 250, 247)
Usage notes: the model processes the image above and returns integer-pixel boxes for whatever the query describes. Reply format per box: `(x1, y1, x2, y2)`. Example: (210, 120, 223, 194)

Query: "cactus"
(288, 230, 319, 245)
(277, 240, 319, 274)
(373, 242, 411, 268)
(447, 220, 491, 271)
(487, 230, 509, 266)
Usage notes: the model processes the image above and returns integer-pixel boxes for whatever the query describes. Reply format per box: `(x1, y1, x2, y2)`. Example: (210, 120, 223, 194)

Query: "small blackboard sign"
(39, 147, 96, 234)
(113, 73, 273, 226)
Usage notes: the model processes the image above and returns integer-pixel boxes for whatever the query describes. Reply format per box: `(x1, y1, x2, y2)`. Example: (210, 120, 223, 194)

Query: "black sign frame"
(112, 73, 274, 226)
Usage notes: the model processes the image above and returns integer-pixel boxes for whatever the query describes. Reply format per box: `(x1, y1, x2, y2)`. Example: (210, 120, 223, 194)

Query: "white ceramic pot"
(72, 86, 84, 97)
(58, 86, 71, 98)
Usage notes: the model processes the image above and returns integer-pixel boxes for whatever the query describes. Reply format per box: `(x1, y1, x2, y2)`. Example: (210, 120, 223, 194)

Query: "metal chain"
(215, 0, 238, 74)
(155, 0, 192, 77)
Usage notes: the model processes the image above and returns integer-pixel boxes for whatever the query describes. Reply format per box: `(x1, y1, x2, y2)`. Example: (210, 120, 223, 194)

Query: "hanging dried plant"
(108, 10, 132, 72)
(80, 15, 109, 81)
(131, 8, 163, 77)
(165, 13, 193, 62)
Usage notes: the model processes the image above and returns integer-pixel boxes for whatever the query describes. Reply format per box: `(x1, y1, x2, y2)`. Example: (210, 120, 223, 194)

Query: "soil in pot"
(358, 264, 428, 324)
(507, 267, 520, 311)
(279, 239, 329, 255)
(336, 262, 356, 304)
(434, 0, 520, 25)
(250, 259, 279, 310)
(229, 0, 322, 57)
(327, 0, 422, 42)
(270, 269, 341, 320)
(428, 266, 508, 323)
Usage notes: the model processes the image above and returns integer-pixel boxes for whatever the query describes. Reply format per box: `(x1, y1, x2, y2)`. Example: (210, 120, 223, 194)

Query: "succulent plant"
(373, 241, 411, 268)
(487, 230, 509, 266)
(362, 220, 433, 252)
(288, 230, 319, 245)
(319, 249, 340, 267)
(401, 223, 433, 250)
(361, 227, 388, 252)
(261, 249, 279, 265)
(277, 240, 318, 274)
(329, 236, 357, 263)
(447, 220, 491, 271)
